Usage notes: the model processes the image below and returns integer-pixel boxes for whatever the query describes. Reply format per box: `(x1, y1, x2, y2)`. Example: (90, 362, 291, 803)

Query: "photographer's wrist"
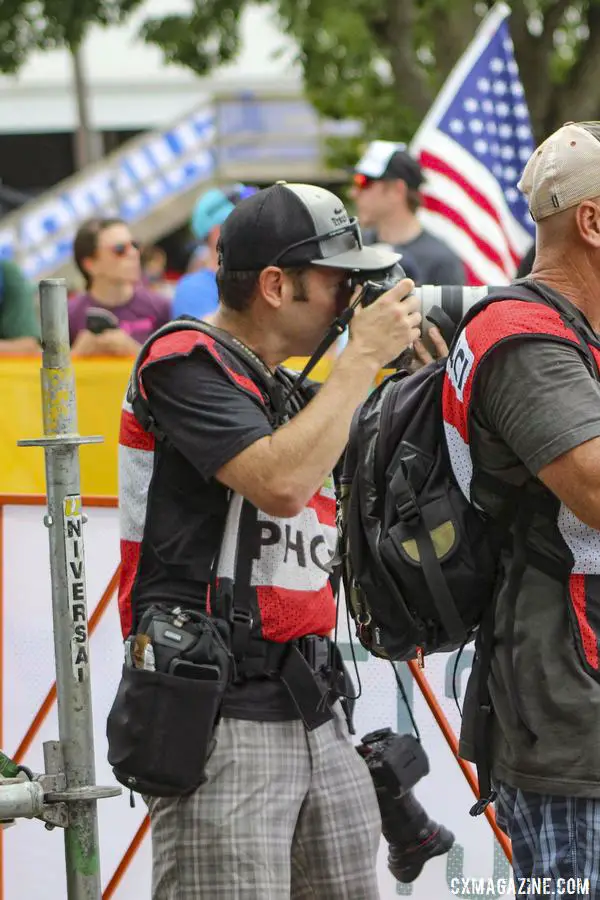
(337, 342, 382, 381)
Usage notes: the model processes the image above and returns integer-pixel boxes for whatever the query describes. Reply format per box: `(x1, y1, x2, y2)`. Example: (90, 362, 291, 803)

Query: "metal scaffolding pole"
(18, 279, 120, 899)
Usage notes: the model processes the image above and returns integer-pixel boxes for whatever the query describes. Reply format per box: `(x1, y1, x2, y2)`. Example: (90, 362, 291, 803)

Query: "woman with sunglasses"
(68, 217, 172, 356)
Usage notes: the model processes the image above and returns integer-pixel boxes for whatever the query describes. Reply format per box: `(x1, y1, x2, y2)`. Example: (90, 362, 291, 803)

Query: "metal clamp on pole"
(17, 278, 121, 900)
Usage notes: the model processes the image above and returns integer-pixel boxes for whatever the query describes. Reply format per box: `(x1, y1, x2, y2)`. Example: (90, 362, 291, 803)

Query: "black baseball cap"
(218, 182, 400, 272)
(354, 140, 424, 189)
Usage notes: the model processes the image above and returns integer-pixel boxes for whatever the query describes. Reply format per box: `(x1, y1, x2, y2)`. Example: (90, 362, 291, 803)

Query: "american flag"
(410, 1, 535, 286)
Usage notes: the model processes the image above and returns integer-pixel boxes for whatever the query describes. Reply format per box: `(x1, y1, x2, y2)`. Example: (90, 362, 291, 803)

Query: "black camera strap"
(284, 304, 358, 407)
(129, 316, 288, 432)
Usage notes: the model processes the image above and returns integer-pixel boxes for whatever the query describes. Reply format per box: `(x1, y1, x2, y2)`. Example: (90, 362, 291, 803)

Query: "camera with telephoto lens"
(352, 262, 496, 350)
(357, 728, 455, 884)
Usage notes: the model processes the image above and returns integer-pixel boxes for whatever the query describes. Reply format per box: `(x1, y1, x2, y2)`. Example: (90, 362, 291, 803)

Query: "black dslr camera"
(357, 728, 454, 884)
(357, 727, 429, 799)
(351, 263, 406, 308)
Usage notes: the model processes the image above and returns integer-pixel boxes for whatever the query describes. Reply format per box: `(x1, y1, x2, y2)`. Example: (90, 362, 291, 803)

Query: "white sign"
(63, 495, 90, 683)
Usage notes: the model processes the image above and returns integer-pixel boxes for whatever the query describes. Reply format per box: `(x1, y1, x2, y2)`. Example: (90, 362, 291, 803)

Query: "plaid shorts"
(495, 779, 600, 897)
(146, 704, 382, 899)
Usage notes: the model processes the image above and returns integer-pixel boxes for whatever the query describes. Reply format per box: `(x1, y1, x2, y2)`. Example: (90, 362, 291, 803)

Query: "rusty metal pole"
(19, 278, 119, 899)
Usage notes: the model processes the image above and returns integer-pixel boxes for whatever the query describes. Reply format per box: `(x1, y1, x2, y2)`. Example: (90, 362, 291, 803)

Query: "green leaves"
(140, 0, 600, 147)
(3, 0, 600, 155)
(140, 0, 247, 75)
(0, 0, 145, 67)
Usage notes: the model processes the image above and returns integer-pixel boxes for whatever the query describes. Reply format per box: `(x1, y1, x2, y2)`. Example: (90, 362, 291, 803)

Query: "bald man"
(443, 122, 600, 895)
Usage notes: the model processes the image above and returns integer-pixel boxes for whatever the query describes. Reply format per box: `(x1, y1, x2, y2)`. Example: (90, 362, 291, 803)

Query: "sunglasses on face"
(353, 173, 377, 191)
(266, 217, 363, 268)
(107, 240, 140, 257)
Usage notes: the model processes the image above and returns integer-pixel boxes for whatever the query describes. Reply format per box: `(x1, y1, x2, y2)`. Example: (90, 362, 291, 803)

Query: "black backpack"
(340, 280, 593, 665)
(340, 354, 495, 665)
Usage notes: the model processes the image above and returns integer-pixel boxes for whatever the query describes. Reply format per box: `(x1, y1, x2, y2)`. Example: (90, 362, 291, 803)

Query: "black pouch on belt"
(106, 604, 233, 798)
(279, 641, 335, 731)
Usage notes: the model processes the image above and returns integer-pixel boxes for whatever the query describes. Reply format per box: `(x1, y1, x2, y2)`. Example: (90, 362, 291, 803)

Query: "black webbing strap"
(413, 517, 467, 645)
(470, 502, 536, 816)
(425, 305, 458, 349)
(235, 636, 337, 731)
(469, 594, 497, 816)
(389, 463, 466, 646)
(469, 497, 568, 817)
(501, 505, 537, 743)
(129, 317, 287, 435)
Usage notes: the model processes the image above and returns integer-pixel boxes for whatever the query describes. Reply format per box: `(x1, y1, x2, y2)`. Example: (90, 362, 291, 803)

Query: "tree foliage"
(2, 0, 599, 150)
(140, 0, 600, 146)
(0, 0, 144, 66)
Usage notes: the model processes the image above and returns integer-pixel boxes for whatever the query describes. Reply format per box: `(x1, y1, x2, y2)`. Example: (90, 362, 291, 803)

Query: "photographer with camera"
(113, 181, 458, 899)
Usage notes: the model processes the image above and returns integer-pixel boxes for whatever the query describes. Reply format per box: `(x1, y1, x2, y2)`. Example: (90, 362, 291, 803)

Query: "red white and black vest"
(117, 329, 337, 642)
(442, 298, 600, 676)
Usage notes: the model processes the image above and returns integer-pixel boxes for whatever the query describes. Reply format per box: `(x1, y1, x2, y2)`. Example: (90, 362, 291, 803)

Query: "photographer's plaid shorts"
(145, 704, 382, 899)
(495, 780, 600, 897)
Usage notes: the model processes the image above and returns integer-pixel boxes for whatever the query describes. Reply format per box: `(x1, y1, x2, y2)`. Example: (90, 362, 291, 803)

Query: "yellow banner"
(1, 355, 335, 496)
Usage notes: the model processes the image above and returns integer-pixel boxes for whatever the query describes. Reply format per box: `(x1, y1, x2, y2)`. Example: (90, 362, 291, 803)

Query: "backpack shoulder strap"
(128, 317, 287, 436)
(515, 279, 600, 379)
(448, 279, 600, 380)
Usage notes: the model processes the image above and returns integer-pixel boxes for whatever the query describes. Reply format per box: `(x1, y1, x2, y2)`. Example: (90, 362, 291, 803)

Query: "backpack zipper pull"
(416, 647, 425, 669)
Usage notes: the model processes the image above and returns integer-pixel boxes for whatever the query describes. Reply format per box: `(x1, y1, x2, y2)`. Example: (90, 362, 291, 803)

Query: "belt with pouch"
(235, 635, 348, 731)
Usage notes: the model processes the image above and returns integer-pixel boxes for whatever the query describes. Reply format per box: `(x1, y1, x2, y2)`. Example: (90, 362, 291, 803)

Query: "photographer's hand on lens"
(413, 326, 449, 366)
(349, 278, 421, 370)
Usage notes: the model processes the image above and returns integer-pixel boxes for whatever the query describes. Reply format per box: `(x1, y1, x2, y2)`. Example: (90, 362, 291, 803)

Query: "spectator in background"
(172, 184, 258, 321)
(351, 140, 465, 285)
(69, 218, 171, 356)
(0, 259, 40, 354)
(184, 242, 211, 275)
(141, 244, 168, 293)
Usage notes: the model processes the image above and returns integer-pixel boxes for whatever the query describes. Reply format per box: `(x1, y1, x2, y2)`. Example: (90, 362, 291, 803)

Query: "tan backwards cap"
(518, 122, 600, 221)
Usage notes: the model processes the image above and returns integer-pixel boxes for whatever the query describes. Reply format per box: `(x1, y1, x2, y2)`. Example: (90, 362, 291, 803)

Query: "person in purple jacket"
(69, 217, 172, 356)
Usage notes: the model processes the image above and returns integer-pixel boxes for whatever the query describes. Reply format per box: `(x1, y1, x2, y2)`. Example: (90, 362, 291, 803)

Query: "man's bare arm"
(0, 337, 40, 354)
(215, 351, 380, 516)
(538, 436, 600, 530)
(216, 281, 421, 517)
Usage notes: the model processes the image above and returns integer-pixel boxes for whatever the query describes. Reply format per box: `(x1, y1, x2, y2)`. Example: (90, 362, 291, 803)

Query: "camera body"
(357, 727, 429, 799)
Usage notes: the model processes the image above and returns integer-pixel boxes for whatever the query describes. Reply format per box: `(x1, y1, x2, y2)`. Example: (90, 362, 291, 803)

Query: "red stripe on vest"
(119, 408, 155, 452)
(118, 539, 141, 638)
(569, 574, 599, 669)
(307, 492, 336, 526)
(255, 584, 336, 642)
(139, 330, 265, 404)
(443, 301, 582, 445)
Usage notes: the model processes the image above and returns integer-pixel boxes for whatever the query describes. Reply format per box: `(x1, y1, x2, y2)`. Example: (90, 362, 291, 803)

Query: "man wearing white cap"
(442, 121, 600, 894)
(351, 140, 465, 285)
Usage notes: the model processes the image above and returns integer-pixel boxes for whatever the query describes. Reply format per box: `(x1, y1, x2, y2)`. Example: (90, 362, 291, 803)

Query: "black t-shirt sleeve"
(142, 350, 273, 480)
(476, 338, 600, 474)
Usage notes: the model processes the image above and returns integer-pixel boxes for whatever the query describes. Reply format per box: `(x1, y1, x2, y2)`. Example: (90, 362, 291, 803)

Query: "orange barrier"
(408, 660, 512, 864)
